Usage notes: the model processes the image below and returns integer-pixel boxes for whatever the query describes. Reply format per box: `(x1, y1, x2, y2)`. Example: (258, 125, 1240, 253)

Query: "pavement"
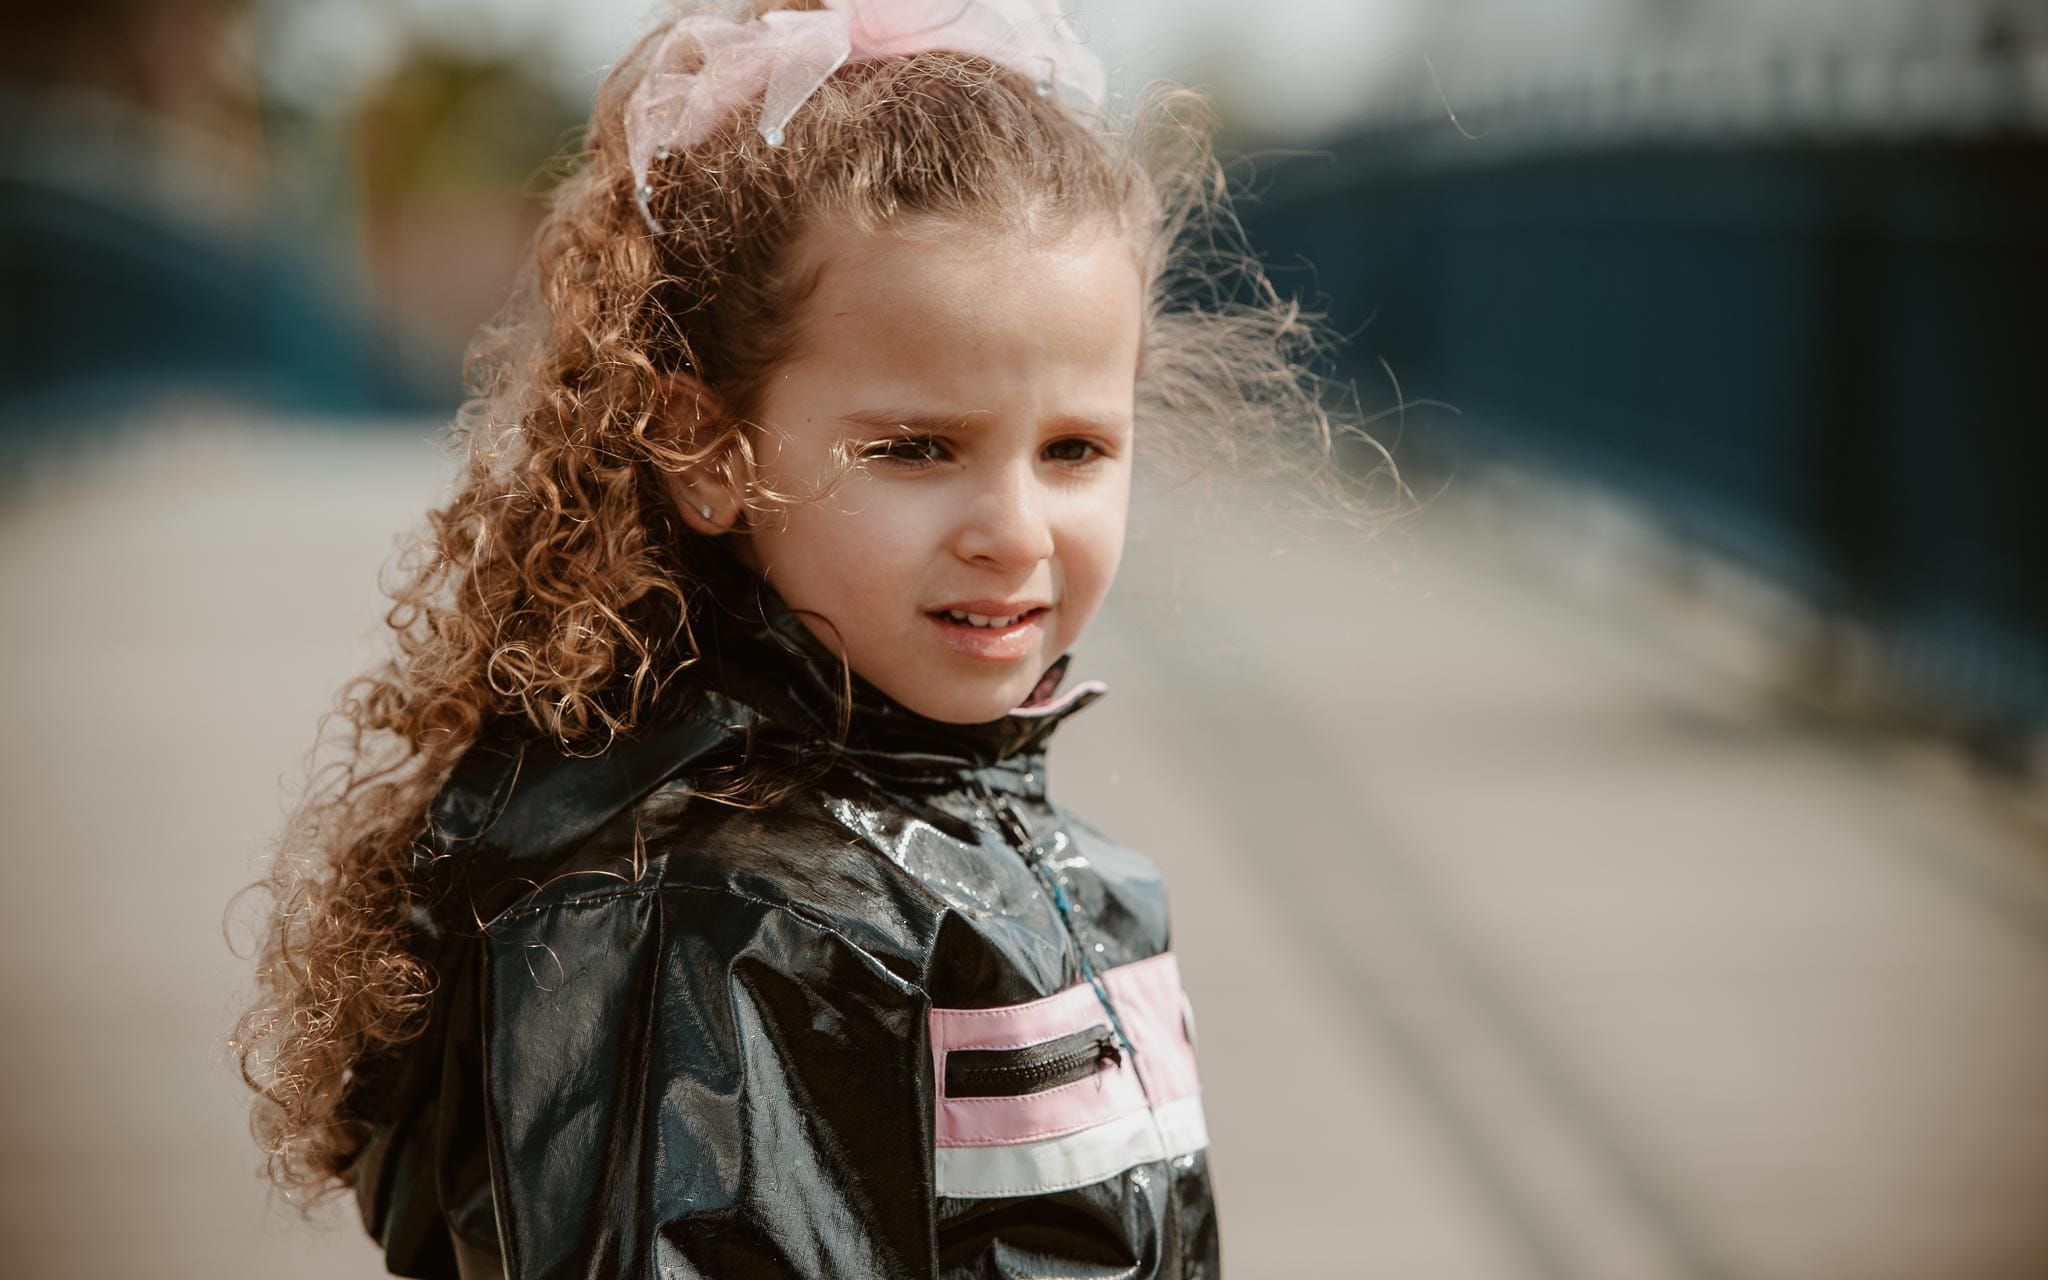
(2, 418, 2043, 1278)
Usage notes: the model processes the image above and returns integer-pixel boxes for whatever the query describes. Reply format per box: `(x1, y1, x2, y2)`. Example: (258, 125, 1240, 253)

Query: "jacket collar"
(416, 543, 1103, 925)
(690, 538, 1107, 784)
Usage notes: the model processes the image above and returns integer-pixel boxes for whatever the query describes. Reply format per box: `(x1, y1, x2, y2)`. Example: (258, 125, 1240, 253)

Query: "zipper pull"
(989, 796, 1036, 854)
(991, 796, 1077, 912)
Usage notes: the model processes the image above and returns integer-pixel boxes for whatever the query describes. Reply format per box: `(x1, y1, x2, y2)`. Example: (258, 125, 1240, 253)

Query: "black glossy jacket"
(350, 549, 1220, 1279)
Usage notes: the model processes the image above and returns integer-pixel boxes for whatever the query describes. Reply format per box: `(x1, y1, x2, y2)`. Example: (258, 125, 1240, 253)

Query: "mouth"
(925, 605, 1051, 663)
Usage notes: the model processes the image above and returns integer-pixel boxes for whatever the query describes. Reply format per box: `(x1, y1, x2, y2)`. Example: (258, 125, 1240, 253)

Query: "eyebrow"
(839, 409, 990, 432)
(837, 408, 1130, 434)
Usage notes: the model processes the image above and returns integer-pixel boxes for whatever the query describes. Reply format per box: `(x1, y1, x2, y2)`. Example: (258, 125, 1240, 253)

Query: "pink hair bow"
(625, 0, 1108, 231)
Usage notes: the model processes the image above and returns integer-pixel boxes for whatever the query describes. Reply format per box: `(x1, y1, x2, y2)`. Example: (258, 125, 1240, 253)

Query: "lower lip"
(927, 608, 1049, 662)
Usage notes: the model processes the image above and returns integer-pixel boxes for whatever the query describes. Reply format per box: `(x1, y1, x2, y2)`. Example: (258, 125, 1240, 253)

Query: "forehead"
(776, 222, 1146, 401)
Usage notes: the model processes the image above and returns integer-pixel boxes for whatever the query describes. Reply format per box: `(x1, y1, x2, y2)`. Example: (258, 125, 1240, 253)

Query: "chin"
(895, 676, 1035, 725)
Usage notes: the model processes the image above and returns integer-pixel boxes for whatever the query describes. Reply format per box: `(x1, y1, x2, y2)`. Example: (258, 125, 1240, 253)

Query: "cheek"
(766, 479, 936, 598)
(1058, 485, 1131, 607)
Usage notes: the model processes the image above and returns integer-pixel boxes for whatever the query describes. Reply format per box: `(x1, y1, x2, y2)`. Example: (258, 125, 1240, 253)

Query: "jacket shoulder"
(492, 771, 950, 990)
(419, 704, 740, 916)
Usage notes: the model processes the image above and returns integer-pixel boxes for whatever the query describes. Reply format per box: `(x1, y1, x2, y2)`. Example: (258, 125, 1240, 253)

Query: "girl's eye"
(864, 436, 948, 465)
(1045, 438, 1104, 465)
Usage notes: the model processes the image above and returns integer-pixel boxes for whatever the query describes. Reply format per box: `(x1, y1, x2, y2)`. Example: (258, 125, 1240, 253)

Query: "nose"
(953, 457, 1055, 571)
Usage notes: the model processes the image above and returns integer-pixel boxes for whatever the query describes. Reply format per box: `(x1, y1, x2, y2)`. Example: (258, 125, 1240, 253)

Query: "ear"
(651, 371, 751, 536)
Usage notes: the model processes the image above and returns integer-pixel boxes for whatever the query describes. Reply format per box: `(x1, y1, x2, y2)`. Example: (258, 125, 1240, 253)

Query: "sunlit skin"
(669, 223, 1145, 723)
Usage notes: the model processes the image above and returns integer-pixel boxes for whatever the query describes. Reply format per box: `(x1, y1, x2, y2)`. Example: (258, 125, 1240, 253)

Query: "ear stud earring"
(697, 503, 714, 520)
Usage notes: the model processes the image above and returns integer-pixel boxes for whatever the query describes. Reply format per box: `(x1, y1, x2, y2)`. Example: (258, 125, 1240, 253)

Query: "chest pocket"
(928, 952, 1208, 1199)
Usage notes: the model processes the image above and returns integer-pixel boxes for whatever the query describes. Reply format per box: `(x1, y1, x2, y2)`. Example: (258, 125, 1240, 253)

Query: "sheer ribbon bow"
(625, 0, 1107, 231)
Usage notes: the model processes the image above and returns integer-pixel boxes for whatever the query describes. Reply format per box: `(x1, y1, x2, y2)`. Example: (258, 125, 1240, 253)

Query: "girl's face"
(727, 223, 1143, 724)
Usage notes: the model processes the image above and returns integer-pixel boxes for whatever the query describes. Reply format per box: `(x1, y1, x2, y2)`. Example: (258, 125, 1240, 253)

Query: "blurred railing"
(1243, 0, 2048, 738)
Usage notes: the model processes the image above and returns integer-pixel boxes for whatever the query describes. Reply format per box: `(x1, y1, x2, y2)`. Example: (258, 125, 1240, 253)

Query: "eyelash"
(862, 436, 1107, 469)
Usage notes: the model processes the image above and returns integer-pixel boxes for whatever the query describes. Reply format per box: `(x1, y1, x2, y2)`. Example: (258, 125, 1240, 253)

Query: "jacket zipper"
(977, 787, 1139, 1070)
(972, 784, 1181, 1189)
(944, 1024, 1121, 1098)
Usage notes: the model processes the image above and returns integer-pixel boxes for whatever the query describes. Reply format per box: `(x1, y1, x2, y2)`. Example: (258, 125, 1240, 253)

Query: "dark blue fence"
(1245, 132, 2047, 731)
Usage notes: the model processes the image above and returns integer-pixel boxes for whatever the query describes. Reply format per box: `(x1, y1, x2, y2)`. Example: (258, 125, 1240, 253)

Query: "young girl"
(236, 1, 1369, 1275)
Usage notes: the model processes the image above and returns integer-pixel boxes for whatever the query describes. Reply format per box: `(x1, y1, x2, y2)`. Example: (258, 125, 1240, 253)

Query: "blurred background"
(2, 1, 2044, 1276)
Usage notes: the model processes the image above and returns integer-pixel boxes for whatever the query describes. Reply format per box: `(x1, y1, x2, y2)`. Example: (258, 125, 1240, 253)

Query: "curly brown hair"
(232, 0, 1391, 1200)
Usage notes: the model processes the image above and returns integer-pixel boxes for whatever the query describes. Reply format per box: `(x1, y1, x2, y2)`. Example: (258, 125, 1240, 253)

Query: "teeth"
(945, 609, 1027, 628)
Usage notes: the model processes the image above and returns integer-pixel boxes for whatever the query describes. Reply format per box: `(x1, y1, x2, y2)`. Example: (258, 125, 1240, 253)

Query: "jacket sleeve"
(477, 885, 938, 1279)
